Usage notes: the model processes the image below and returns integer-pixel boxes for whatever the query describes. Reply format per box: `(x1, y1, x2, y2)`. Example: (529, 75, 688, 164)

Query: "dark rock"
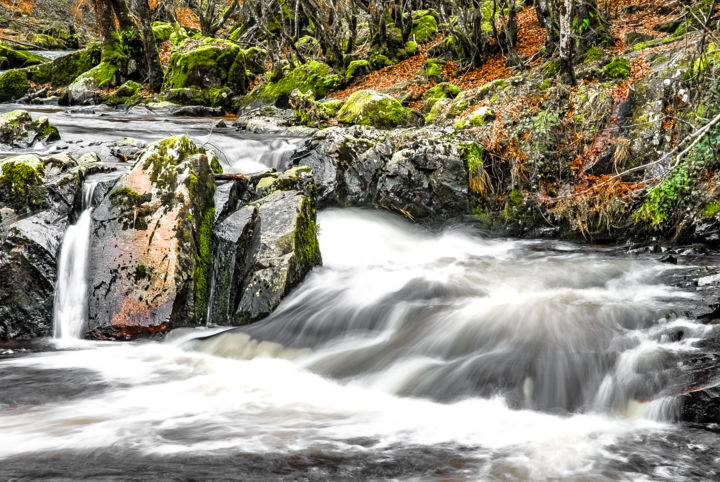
(293, 125, 469, 219)
(207, 206, 260, 325)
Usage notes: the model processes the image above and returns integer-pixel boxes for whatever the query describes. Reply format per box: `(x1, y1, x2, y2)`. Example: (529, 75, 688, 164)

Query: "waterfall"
(52, 182, 97, 340)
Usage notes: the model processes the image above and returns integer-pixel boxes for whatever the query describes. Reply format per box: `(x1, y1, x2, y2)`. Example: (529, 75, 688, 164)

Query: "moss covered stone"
(0, 154, 46, 212)
(603, 57, 631, 79)
(337, 90, 420, 128)
(0, 44, 46, 70)
(26, 44, 101, 86)
(152, 22, 175, 42)
(254, 61, 340, 106)
(411, 12, 438, 43)
(164, 42, 247, 94)
(0, 110, 60, 147)
(346, 60, 371, 78)
(0, 70, 30, 101)
(419, 58, 444, 81)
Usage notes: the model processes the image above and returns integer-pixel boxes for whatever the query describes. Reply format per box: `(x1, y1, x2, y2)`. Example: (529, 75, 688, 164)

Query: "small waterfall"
(53, 182, 97, 340)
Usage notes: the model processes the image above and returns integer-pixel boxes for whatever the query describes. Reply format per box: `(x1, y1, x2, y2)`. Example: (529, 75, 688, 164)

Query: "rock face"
(294, 125, 469, 219)
(0, 110, 60, 148)
(87, 136, 220, 338)
(0, 153, 94, 340)
(207, 166, 322, 325)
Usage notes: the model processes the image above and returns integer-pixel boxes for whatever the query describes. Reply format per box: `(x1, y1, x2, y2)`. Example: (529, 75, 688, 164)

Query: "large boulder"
(0, 110, 60, 148)
(163, 39, 248, 105)
(337, 90, 423, 129)
(294, 125, 469, 219)
(0, 153, 94, 340)
(207, 166, 322, 325)
(87, 136, 221, 339)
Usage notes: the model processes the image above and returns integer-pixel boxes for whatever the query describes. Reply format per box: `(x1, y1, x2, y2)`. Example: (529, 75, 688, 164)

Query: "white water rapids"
(1, 208, 715, 480)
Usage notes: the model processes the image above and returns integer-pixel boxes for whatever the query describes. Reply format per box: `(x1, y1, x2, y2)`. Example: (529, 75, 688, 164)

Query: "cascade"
(52, 182, 97, 340)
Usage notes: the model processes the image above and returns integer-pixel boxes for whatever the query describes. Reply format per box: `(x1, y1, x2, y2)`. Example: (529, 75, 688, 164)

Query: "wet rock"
(207, 206, 259, 325)
(87, 136, 222, 338)
(110, 137, 147, 163)
(0, 153, 88, 340)
(0, 110, 60, 148)
(164, 40, 248, 95)
(207, 166, 322, 325)
(294, 125, 469, 219)
(234, 188, 321, 323)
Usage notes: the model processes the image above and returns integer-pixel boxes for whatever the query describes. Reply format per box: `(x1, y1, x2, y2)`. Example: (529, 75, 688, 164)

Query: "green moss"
(405, 41, 418, 54)
(152, 22, 174, 42)
(424, 98, 448, 124)
(539, 79, 553, 90)
(0, 45, 46, 69)
(0, 69, 29, 101)
(336, 90, 414, 128)
(425, 82, 461, 101)
(0, 154, 46, 211)
(110, 187, 140, 206)
(603, 57, 631, 79)
(164, 43, 244, 90)
(411, 13, 438, 43)
(27, 44, 101, 86)
(501, 189, 525, 221)
(419, 58, 443, 79)
(584, 46, 604, 63)
(702, 201, 720, 219)
(256, 61, 340, 103)
(320, 99, 344, 116)
(193, 206, 215, 321)
(460, 142, 484, 172)
(134, 265, 148, 280)
(687, 42, 720, 79)
(542, 60, 559, 78)
(294, 195, 321, 270)
(346, 60, 371, 78)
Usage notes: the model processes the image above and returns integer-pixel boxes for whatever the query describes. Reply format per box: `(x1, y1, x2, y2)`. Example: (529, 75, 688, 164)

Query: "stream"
(2, 106, 720, 480)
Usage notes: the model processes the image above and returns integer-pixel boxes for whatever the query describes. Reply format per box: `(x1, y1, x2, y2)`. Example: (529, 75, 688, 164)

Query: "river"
(1, 106, 720, 480)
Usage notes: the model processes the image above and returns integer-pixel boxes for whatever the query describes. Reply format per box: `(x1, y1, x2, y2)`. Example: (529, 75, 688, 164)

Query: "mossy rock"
(542, 60, 559, 78)
(337, 90, 422, 128)
(405, 41, 418, 55)
(251, 61, 340, 107)
(419, 58, 444, 82)
(164, 42, 247, 93)
(603, 57, 630, 79)
(346, 60, 371, 78)
(152, 22, 175, 42)
(424, 97, 451, 124)
(0, 69, 30, 101)
(0, 110, 60, 147)
(411, 12, 438, 44)
(469, 106, 496, 126)
(32, 34, 66, 50)
(0, 154, 46, 212)
(425, 82, 461, 101)
(0, 44, 46, 70)
(25, 44, 101, 87)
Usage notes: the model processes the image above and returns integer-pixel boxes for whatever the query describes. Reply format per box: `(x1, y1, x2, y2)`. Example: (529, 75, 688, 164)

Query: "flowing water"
(52, 182, 97, 340)
(2, 108, 720, 480)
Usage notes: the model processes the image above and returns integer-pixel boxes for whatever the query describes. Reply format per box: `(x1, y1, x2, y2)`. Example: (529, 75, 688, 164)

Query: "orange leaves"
(330, 35, 442, 102)
(176, 6, 200, 29)
(0, 0, 33, 15)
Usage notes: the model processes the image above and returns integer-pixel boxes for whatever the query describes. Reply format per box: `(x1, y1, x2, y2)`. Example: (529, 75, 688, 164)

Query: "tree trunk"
(131, 0, 164, 91)
(110, 0, 134, 31)
(558, 0, 576, 85)
(91, 0, 116, 39)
